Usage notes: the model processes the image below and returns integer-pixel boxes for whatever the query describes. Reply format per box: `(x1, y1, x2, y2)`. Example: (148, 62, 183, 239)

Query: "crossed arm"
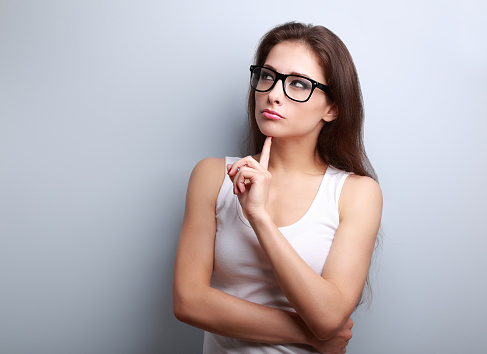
(173, 157, 320, 346)
(173, 147, 382, 350)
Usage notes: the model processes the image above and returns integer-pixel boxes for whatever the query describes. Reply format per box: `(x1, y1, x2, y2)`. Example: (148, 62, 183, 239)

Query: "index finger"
(260, 136, 273, 170)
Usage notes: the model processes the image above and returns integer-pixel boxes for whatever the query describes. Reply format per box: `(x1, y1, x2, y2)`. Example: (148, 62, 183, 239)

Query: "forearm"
(248, 214, 349, 339)
(174, 284, 314, 345)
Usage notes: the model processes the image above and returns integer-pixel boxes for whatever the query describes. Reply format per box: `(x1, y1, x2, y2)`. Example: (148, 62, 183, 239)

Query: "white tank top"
(203, 157, 351, 353)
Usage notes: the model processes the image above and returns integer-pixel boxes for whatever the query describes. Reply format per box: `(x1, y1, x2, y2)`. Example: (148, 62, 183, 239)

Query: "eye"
(260, 69, 275, 82)
(289, 78, 311, 90)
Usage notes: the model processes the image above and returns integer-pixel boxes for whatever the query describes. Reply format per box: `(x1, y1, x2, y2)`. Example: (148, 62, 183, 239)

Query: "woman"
(173, 22, 382, 353)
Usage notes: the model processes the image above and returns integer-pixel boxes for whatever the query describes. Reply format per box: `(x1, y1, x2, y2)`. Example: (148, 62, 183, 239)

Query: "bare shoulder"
(339, 174, 383, 220)
(186, 157, 226, 204)
(190, 157, 225, 180)
(342, 174, 382, 200)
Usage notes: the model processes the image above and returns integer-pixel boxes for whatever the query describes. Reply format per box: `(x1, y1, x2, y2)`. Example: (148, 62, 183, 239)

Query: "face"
(254, 41, 336, 140)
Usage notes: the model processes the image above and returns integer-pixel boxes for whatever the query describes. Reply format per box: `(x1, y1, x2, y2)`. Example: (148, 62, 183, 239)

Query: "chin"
(256, 120, 281, 138)
(257, 128, 278, 139)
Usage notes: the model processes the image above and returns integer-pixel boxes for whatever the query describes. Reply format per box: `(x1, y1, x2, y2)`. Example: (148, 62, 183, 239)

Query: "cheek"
(254, 94, 266, 117)
(306, 99, 329, 121)
(254, 92, 265, 106)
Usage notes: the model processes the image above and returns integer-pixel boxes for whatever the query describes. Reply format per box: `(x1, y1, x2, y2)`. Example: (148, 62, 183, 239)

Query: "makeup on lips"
(262, 109, 284, 120)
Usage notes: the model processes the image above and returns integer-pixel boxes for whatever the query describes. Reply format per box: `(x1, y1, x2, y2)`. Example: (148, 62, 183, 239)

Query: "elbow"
(173, 289, 196, 324)
(173, 277, 210, 326)
(309, 312, 350, 341)
(172, 297, 187, 323)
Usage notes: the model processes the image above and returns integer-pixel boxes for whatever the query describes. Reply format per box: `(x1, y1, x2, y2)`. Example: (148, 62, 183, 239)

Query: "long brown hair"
(246, 22, 377, 182)
(246, 22, 380, 307)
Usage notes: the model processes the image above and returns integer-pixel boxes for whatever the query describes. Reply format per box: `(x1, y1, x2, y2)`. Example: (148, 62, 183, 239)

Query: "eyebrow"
(263, 64, 313, 79)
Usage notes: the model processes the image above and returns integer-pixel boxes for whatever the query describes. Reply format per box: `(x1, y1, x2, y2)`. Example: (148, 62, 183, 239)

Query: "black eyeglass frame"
(250, 65, 333, 103)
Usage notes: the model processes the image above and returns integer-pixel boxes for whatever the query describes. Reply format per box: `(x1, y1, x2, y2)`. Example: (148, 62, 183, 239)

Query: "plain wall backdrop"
(1, 0, 486, 353)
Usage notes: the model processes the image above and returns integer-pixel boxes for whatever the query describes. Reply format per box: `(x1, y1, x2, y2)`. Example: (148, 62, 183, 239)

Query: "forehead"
(264, 41, 325, 81)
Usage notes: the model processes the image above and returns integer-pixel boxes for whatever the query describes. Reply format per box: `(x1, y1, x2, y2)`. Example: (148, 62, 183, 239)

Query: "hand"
(309, 318, 353, 354)
(227, 136, 272, 219)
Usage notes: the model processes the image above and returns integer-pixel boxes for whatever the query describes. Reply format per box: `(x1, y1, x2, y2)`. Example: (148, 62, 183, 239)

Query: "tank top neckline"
(235, 166, 333, 230)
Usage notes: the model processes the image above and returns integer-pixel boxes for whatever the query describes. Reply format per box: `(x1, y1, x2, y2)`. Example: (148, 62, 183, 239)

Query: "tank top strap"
(305, 165, 352, 224)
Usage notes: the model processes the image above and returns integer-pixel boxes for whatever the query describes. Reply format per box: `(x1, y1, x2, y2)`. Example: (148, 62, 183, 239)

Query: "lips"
(262, 109, 284, 120)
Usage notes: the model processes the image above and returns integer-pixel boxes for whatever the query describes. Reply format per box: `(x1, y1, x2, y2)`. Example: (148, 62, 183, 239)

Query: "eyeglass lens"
(250, 67, 313, 102)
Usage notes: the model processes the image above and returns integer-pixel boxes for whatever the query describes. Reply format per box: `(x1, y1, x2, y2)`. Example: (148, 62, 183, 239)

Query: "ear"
(322, 103, 338, 123)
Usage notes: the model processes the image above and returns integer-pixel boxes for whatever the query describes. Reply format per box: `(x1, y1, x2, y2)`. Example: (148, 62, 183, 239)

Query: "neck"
(267, 135, 326, 175)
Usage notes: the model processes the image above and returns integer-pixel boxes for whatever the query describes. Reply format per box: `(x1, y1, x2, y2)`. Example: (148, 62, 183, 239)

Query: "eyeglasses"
(250, 65, 332, 103)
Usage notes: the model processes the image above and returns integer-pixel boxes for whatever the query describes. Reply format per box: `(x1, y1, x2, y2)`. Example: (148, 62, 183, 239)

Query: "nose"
(267, 79, 285, 105)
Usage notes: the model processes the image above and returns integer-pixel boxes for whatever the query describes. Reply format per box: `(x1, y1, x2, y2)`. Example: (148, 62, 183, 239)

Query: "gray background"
(1, 0, 486, 353)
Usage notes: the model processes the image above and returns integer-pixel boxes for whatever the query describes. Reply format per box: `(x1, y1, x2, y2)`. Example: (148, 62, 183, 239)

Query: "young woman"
(173, 22, 382, 353)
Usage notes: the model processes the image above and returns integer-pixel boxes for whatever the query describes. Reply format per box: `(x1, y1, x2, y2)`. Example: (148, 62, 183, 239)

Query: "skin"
(173, 41, 382, 353)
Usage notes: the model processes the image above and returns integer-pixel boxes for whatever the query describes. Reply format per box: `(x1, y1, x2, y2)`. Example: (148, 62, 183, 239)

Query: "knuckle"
(256, 172, 270, 182)
(239, 166, 250, 174)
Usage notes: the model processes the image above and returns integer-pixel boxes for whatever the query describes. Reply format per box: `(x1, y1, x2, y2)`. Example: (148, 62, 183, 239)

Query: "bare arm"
(227, 138, 383, 340)
(248, 175, 382, 340)
(173, 158, 317, 345)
